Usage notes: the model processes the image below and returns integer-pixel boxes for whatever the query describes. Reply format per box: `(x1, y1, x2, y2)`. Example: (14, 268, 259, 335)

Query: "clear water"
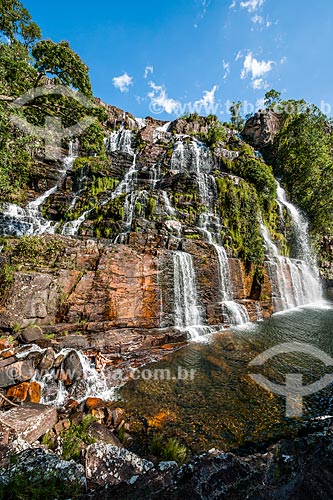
(119, 301, 333, 454)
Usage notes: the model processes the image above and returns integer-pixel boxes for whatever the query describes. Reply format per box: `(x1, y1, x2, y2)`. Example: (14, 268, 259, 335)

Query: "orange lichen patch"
(7, 381, 41, 403)
(85, 397, 106, 410)
(28, 381, 41, 403)
(147, 410, 177, 428)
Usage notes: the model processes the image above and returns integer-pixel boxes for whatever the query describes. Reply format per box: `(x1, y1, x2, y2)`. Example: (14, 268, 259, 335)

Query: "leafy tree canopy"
(32, 40, 93, 97)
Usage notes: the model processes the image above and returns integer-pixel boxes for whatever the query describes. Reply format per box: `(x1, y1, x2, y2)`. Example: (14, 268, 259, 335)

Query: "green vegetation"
(11, 236, 65, 267)
(271, 102, 333, 234)
(150, 435, 187, 464)
(199, 121, 227, 148)
(215, 176, 265, 263)
(229, 101, 244, 130)
(61, 414, 96, 461)
(0, 471, 83, 500)
(0, 0, 107, 201)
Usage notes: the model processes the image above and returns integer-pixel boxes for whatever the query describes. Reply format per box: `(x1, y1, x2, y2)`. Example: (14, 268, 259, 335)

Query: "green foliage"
(272, 103, 333, 233)
(148, 197, 156, 216)
(0, 470, 83, 500)
(150, 435, 187, 464)
(32, 40, 92, 96)
(229, 101, 244, 130)
(200, 121, 226, 148)
(233, 155, 276, 203)
(0, 0, 41, 44)
(0, 263, 15, 301)
(61, 414, 96, 461)
(11, 236, 65, 267)
(215, 176, 265, 263)
(264, 89, 281, 108)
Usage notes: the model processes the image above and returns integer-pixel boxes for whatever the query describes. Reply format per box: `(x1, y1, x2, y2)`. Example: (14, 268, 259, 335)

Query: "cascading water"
(214, 244, 250, 325)
(34, 348, 116, 406)
(170, 140, 250, 327)
(0, 147, 77, 237)
(105, 128, 134, 155)
(63, 131, 139, 237)
(261, 184, 321, 311)
(173, 250, 211, 339)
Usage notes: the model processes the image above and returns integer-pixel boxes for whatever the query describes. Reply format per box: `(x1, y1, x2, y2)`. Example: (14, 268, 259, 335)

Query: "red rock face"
(0, 235, 273, 355)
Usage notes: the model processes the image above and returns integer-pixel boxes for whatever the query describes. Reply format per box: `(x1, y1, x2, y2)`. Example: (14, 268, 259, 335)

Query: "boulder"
(6, 381, 41, 403)
(89, 418, 333, 500)
(37, 347, 55, 371)
(0, 448, 86, 496)
(86, 423, 123, 447)
(0, 404, 57, 443)
(20, 325, 43, 343)
(0, 360, 35, 388)
(57, 350, 83, 385)
(85, 442, 154, 487)
(242, 108, 281, 150)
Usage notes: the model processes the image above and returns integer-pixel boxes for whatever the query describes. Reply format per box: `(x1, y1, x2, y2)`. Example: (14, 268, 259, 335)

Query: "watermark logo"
(249, 342, 333, 417)
(9, 85, 98, 160)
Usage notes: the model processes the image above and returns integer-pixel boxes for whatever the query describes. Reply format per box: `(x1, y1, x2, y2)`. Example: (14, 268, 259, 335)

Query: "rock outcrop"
(88, 418, 333, 500)
(242, 109, 282, 150)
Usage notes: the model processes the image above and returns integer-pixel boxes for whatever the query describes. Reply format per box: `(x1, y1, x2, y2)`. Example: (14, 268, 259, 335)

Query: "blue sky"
(24, 0, 333, 119)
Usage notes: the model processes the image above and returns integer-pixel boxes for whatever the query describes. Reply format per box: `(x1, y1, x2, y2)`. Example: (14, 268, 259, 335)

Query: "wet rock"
(20, 325, 43, 343)
(58, 350, 83, 385)
(0, 360, 35, 388)
(0, 448, 86, 495)
(0, 404, 57, 444)
(37, 347, 55, 371)
(86, 423, 123, 447)
(85, 442, 154, 487)
(85, 397, 106, 411)
(6, 381, 41, 403)
(90, 418, 333, 500)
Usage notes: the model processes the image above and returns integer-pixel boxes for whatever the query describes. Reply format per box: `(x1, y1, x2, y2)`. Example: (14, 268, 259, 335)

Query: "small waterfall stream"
(261, 183, 321, 311)
(0, 148, 77, 237)
(214, 244, 250, 325)
(173, 250, 211, 339)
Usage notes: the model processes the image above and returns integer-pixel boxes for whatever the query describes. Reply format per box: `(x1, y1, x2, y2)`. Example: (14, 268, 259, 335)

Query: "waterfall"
(0, 147, 76, 237)
(34, 348, 116, 406)
(173, 251, 209, 339)
(276, 182, 315, 264)
(105, 128, 134, 155)
(214, 244, 250, 325)
(170, 139, 212, 203)
(260, 192, 321, 312)
(63, 145, 139, 237)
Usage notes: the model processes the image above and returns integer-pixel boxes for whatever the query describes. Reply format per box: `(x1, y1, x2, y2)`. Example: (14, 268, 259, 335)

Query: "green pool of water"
(119, 301, 333, 454)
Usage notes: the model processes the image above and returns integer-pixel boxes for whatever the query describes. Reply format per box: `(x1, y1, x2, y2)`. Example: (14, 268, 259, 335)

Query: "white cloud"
(229, 0, 237, 9)
(251, 78, 269, 90)
(235, 50, 243, 62)
(241, 52, 274, 80)
(112, 73, 133, 92)
(144, 66, 154, 79)
(240, 0, 265, 12)
(223, 60, 230, 80)
(280, 56, 287, 64)
(195, 85, 218, 108)
(148, 81, 180, 114)
(251, 14, 264, 23)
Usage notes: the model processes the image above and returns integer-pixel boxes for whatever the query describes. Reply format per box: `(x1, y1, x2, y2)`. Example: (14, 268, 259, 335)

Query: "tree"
(273, 104, 333, 232)
(32, 40, 93, 96)
(0, 0, 41, 44)
(264, 89, 281, 108)
(229, 101, 244, 130)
